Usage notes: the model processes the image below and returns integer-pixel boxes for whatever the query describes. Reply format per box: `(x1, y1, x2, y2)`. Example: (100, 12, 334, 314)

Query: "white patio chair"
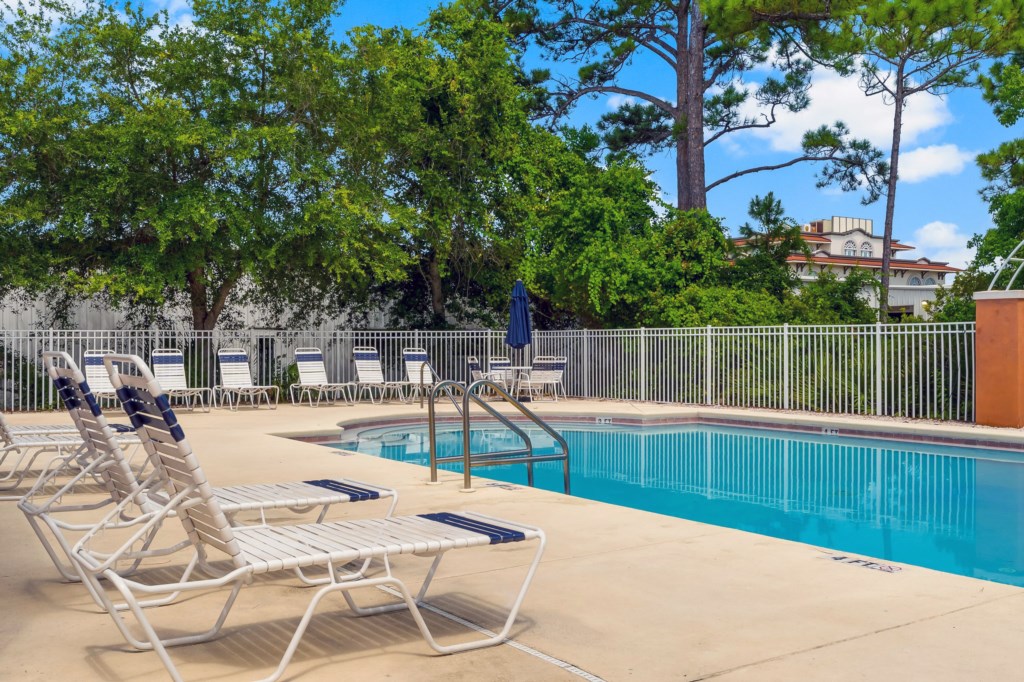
(23, 351, 397, 591)
(467, 355, 486, 383)
(214, 348, 279, 409)
(353, 346, 407, 403)
(488, 356, 516, 394)
(516, 355, 567, 402)
(68, 353, 545, 682)
(467, 356, 508, 397)
(84, 349, 118, 405)
(403, 347, 439, 402)
(290, 347, 355, 407)
(151, 349, 212, 412)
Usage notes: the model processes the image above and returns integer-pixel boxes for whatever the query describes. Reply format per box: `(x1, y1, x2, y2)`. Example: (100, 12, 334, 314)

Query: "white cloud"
(165, 0, 191, 14)
(897, 144, 974, 183)
(607, 94, 636, 110)
(731, 66, 953, 153)
(151, 0, 194, 28)
(912, 221, 975, 268)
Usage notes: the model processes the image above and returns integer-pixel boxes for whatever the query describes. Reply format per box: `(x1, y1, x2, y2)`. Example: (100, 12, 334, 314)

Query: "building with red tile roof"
(737, 216, 961, 318)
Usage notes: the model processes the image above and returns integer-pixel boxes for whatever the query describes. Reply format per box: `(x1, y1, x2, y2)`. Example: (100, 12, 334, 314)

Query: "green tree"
(928, 51, 1024, 320)
(647, 286, 785, 327)
(343, 2, 558, 328)
(492, 0, 886, 211)
(786, 269, 877, 324)
(521, 133, 671, 327)
(729, 192, 810, 300)
(797, 0, 1024, 319)
(928, 270, 988, 322)
(0, 0, 409, 329)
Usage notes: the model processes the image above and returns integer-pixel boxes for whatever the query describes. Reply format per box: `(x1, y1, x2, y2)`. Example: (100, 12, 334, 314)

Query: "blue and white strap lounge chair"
(353, 346, 407, 403)
(152, 349, 212, 412)
(25, 352, 396, 591)
(214, 348, 280, 409)
(516, 355, 568, 402)
(290, 347, 356, 407)
(84, 349, 118, 406)
(19, 353, 158, 581)
(403, 347, 439, 402)
(67, 352, 545, 682)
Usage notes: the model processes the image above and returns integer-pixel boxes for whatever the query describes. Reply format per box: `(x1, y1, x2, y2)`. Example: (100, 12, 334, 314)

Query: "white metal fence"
(0, 322, 975, 421)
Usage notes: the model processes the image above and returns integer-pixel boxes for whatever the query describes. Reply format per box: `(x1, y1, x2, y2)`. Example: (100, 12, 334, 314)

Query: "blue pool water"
(332, 422, 1024, 586)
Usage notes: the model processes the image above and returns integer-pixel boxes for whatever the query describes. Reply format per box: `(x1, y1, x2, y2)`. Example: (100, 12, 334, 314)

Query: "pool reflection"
(335, 425, 1024, 587)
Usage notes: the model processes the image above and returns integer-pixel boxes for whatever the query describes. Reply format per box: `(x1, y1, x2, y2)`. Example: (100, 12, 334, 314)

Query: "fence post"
(875, 321, 883, 416)
(704, 325, 712, 405)
(639, 327, 647, 402)
(782, 324, 790, 411)
(583, 330, 590, 399)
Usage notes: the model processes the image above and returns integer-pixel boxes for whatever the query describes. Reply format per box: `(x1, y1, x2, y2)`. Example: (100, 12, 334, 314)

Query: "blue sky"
(162, 0, 1024, 268)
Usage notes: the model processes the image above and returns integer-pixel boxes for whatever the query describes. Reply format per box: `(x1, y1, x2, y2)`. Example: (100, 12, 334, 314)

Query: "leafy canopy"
(492, 0, 886, 210)
(0, 0, 409, 329)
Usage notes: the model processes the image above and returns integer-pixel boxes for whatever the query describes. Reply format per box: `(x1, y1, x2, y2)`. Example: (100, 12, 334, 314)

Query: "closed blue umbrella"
(505, 279, 532, 349)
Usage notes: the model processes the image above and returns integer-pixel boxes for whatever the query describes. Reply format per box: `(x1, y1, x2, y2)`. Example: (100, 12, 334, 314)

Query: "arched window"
(909, 276, 923, 286)
(924, 277, 936, 285)
(843, 240, 856, 256)
(860, 242, 872, 258)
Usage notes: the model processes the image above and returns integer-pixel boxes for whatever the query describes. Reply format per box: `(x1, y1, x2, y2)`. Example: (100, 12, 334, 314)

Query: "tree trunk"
(186, 266, 237, 330)
(675, 131, 689, 211)
(675, 1, 690, 211)
(880, 74, 905, 322)
(683, 0, 707, 211)
(427, 250, 445, 327)
(187, 268, 215, 330)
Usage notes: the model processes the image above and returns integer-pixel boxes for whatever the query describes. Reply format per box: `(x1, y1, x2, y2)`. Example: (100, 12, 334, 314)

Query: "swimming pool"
(331, 422, 1024, 587)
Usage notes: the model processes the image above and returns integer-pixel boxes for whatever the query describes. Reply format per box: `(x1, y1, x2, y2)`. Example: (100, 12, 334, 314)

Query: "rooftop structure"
(735, 216, 961, 318)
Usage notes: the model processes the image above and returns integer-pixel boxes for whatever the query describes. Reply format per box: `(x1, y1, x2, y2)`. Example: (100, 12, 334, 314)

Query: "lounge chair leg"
(96, 569, 245, 682)
(23, 513, 86, 582)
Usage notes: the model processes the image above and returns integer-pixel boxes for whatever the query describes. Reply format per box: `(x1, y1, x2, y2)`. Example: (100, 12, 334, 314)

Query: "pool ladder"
(426, 379, 570, 494)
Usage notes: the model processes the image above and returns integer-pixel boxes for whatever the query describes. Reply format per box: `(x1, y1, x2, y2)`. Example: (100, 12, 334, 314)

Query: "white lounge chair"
(0, 407, 139, 501)
(214, 348, 279, 409)
(24, 351, 396, 589)
(516, 355, 567, 402)
(353, 346, 407, 403)
(403, 346, 439, 401)
(68, 353, 545, 682)
(151, 349, 212, 412)
(1, 410, 77, 437)
(289, 347, 355, 407)
(84, 349, 118, 406)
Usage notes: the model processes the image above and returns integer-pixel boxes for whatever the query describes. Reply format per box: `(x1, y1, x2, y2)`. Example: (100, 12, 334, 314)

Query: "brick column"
(974, 291, 1024, 428)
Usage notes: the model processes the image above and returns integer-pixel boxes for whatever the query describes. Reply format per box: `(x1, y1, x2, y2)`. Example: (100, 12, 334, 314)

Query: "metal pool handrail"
(426, 379, 570, 494)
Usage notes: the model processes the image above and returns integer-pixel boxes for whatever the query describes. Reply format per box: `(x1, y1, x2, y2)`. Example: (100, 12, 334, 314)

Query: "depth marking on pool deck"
(826, 554, 903, 573)
(376, 585, 607, 681)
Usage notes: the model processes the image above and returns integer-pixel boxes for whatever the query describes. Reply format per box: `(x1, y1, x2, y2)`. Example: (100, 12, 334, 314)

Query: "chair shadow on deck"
(81, 586, 537, 681)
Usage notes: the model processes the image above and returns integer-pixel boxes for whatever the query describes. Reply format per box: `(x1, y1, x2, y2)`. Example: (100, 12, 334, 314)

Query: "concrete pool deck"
(4, 400, 1024, 681)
